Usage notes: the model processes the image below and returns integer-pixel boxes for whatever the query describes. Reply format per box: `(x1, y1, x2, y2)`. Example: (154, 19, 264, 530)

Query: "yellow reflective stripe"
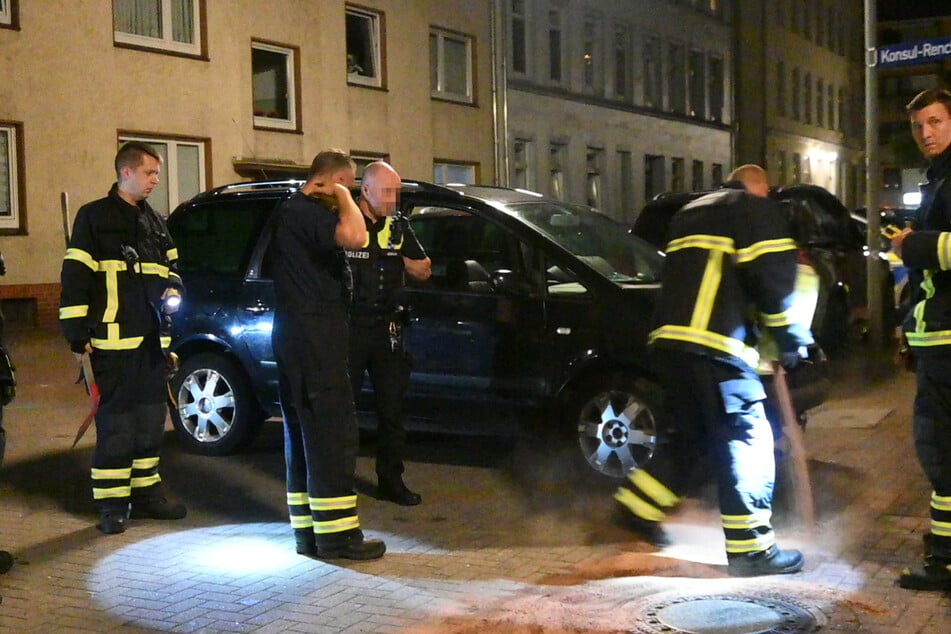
(724, 533, 775, 554)
(140, 262, 170, 277)
(939, 233, 951, 270)
(691, 251, 723, 331)
(103, 267, 120, 322)
(287, 492, 309, 506)
(167, 248, 179, 260)
(93, 486, 132, 499)
(310, 495, 358, 511)
(666, 234, 735, 254)
(160, 336, 171, 349)
(91, 334, 145, 350)
(313, 516, 361, 534)
(290, 515, 313, 529)
(922, 270, 936, 299)
(59, 305, 89, 319)
(721, 510, 772, 529)
(92, 467, 132, 479)
(64, 248, 98, 271)
(932, 492, 951, 512)
(735, 238, 797, 264)
(649, 324, 760, 368)
(760, 307, 795, 328)
(131, 474, 162, 488)
(630, 470, 679, 508)
(98, 259, 127, 272)
(613, 487, 666, 522)
(169, 272, 183, 285)
(132, 457, 160, 470)
(378, 217, 402, 249)
(905, 330, 951, 347)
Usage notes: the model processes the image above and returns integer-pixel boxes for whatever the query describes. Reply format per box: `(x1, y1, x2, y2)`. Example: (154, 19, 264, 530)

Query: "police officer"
(59, 141, 186, 535)
(614, 164, 814, 577)
(891, 88, 951, 591)
(270, 149, 385, 560)
(347, 161, 431, 505)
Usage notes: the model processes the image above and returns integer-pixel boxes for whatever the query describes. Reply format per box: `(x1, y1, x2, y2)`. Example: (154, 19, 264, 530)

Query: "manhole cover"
(631, 594, 823, 634)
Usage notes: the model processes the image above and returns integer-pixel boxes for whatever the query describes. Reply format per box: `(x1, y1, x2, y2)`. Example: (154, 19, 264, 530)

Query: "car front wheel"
(169, 353, 263, 456)
(571, 377, 661, 482)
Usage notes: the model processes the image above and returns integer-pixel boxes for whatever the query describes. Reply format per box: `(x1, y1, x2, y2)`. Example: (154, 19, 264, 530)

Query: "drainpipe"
(490, 0, 509, 186)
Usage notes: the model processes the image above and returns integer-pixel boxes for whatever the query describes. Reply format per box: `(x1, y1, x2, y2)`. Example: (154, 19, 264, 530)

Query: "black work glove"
(779, 350, 802, 370)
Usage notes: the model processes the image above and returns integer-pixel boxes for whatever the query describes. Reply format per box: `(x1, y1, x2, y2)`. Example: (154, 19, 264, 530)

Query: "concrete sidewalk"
(0, 327, 948, 632)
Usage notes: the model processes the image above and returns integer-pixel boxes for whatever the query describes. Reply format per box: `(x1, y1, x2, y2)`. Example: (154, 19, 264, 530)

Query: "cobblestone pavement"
(0, 328, 949, 632)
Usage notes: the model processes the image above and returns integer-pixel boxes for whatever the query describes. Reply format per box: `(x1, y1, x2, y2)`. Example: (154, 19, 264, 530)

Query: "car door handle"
(243, 304, 272, 314)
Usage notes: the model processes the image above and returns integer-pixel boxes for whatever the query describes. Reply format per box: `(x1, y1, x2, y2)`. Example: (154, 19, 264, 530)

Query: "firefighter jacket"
(346, 213, 426, 320)
(648, 188, 814, 372)
(59, 184, 183, 353)
(901, 145, 951, 353)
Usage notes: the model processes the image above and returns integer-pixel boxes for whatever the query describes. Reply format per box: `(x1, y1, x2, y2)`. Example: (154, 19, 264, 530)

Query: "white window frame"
(430, 28, 474, 104)
(252, 40, 299, 132)
(346, 5, 383, 88)
(0, 121, 23, 233)
(119, 134, 207, 217)
(113, 0, 202, 56)
(434, 161, 477, 185)
(0, 0, 14, 27)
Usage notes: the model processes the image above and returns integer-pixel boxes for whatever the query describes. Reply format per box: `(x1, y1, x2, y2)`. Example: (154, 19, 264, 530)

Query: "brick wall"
(1, 283, 61, 331)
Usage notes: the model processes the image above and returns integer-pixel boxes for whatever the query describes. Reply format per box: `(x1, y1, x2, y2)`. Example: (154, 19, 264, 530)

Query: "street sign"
(876, 36, 951, 68)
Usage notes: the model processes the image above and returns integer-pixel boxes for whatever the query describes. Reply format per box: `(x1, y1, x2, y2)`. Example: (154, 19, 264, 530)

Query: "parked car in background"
(632, 184, 895, 357)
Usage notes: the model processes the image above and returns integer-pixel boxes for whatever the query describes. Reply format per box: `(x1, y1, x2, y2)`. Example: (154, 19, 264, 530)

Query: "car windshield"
(507, 201, 664, 285)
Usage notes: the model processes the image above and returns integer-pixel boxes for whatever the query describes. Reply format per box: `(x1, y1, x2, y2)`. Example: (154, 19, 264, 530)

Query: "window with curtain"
(0, 122, 24, 232)
(119, 135, 207, 217)
(252, 40, 299, 131)
(113, 0, 202, 56)
(430, 28, 473, 104)
(346, 5, 384, 88)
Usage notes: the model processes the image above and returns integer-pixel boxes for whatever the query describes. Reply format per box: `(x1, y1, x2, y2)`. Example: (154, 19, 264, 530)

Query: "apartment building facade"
(0, 0, 496, 327)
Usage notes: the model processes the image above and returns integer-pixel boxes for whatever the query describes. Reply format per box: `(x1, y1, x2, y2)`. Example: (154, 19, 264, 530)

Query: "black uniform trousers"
(273, 306, 362, 545)
(349, 317, 410, 481)
(616, 348, 778, 555)
(912, 354, 951, 559)
(90, 332, 168, 513)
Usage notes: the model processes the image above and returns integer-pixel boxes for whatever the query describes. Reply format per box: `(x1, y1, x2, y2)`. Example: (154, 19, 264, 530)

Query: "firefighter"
(346, 162, 431, 505)
(614, 164, 814, 577)
(270, 150, 385, 560)
(891, 88, 951, 591)
(59, 141, 185, 535)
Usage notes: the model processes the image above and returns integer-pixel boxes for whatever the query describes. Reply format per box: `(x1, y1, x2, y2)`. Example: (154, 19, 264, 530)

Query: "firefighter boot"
(295, 529, 316, 556)
(898, 556, 951, 591)
(378, 476, 422, 506)
(97, 509, 128, 535)
(727, 545, 805, 577)
(314, 530, 386, 561)
(130, 496, 187, 520)
(611, 506, 671, 547)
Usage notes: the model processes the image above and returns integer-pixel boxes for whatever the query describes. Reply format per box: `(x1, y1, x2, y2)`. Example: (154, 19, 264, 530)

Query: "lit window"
(0, 121, 24, 233)
(347, 5, 384, 88)
(550, 144, 567, 200)
(119, 134, 208, 217)
(430, 28, 473, 104)
(434, 161, 477, 185)
(113, 0, 203, 56)
(586, 148, 602, 209)
(252, 40, 300, 132)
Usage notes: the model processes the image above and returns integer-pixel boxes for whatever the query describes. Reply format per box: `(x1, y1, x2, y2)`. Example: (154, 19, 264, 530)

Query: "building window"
(803, 73, 812, 124)
(792, 67, 801, 120)
(671, 157, 685, 192)
(711, 163, 723, 187)
(688, 49, 705, 118)
(346, 5, 384, 88)
(350, 152, 390, 178)
(668, 42, 686, 114)
(585, 147, 603, 208)
(548, 8, 563, 83)
(113, 0, 203, 57)
(430, 28, 473, 104)
(777, 61, 786, 117)
(792, 152, 802, 184)
(708, 54, 723, 122)
(0, 121, 24, 234)
(512, 139, 535, 190)
(617, 150, 633, 219)
(434, 161, 477, 185)
(550, 143, 567, 200)
(582, 13, 600, 93)
(777, 150, 787, 185)
(643, 36, 662, 108)
(614, 25, 630, 100)
(838, 87, 846, 133)
(691, 159, 704, 191)
(816, 78, 824, 127)
(252, 40, 300, 132)
(510, 0, 528, 75)
(827, 83, 835, 130)
(1, 0, 18, 29)
(119, 134, 208, 217)
(645, 154, 665, 201)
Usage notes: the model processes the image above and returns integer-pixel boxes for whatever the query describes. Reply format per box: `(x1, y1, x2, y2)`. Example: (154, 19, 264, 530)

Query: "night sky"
(878, 1, 951, 22)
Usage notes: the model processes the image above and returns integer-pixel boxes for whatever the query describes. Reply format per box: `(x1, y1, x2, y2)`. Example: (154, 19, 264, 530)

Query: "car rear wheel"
(169, 353, 263, 456)
(570, 377, 662, 482)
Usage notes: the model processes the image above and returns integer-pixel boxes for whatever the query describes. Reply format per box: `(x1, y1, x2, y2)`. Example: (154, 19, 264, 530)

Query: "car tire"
(169, 353, 263, 456)
(564, 375, 663, 483)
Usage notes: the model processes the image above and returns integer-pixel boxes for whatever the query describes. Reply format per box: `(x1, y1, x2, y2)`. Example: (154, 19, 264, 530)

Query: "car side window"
(169, 200, 273, 276)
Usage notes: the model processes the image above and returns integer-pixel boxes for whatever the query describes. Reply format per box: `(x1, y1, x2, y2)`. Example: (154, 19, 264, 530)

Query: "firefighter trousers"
(912, 354, 951, 559)
(273, 307, 362, 546)
(616, 349, 778, 555)
(90, 336, 169, 513)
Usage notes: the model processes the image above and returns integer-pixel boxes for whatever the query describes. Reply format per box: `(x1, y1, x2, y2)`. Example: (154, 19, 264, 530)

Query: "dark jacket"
(648, 188, 813, 372)
(59, 184, 182, 352)
(901, 145, 951, 351)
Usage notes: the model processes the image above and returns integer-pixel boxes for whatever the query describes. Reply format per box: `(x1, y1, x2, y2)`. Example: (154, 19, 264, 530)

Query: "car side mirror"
(492, 269, 533, 296)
